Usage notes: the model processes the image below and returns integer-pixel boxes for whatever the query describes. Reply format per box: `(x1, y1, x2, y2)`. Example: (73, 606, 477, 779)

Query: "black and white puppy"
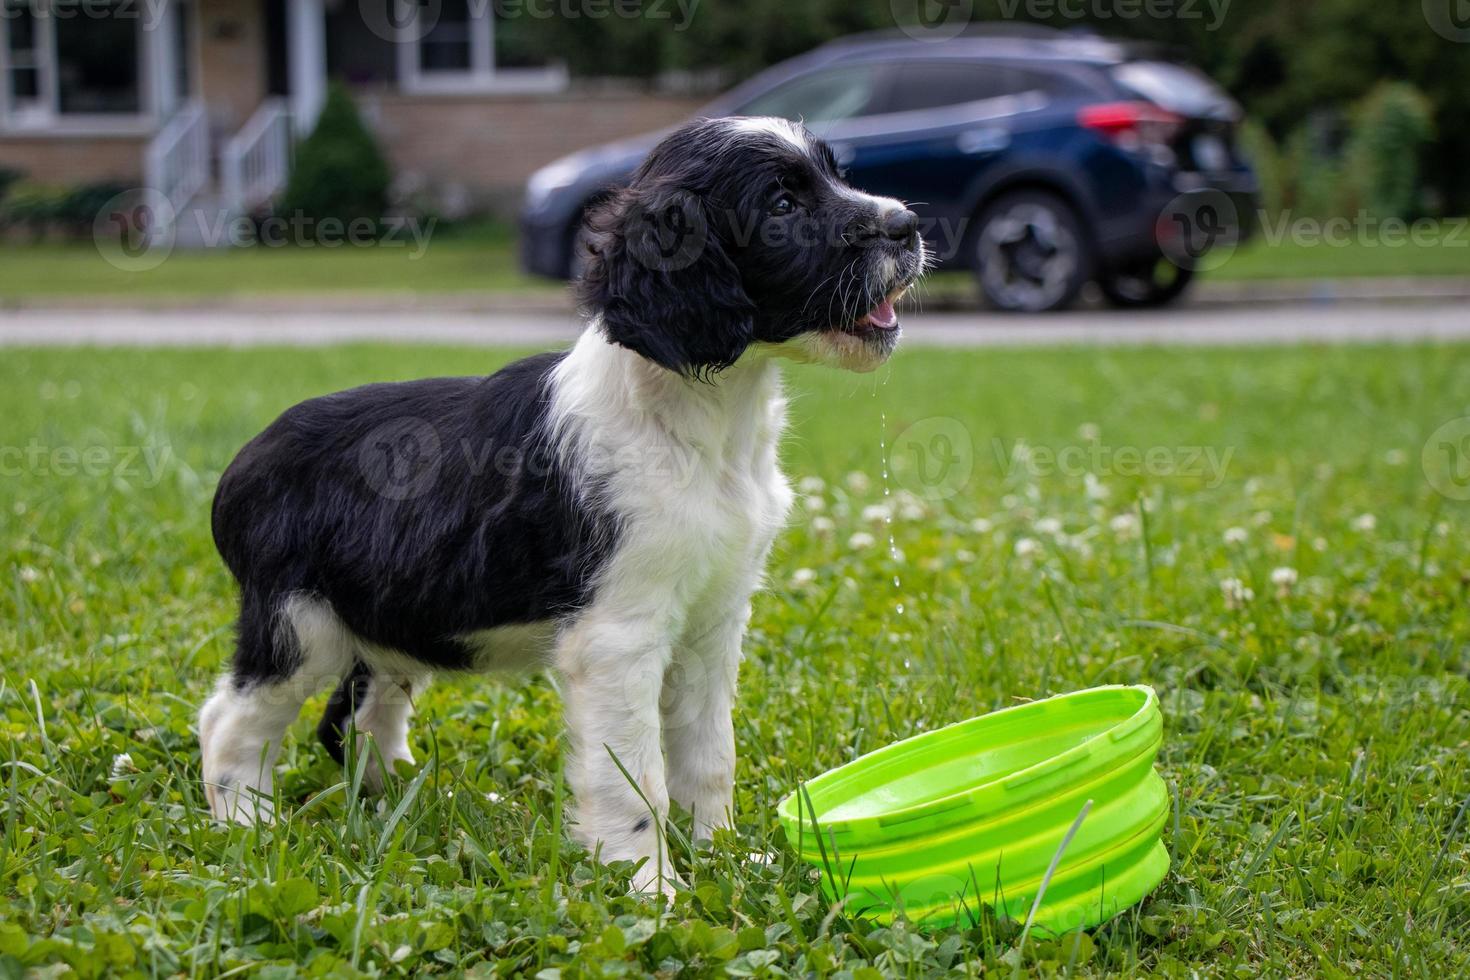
(200, 116, 925, 891)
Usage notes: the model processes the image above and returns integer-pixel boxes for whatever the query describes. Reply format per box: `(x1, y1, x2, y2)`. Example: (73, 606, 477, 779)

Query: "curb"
(2, 277, 1468, 315)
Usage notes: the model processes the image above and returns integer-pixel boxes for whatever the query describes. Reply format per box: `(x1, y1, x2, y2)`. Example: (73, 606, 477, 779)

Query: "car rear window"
(884, 62, 1039, 114)
(1110, 61, 1236, 118)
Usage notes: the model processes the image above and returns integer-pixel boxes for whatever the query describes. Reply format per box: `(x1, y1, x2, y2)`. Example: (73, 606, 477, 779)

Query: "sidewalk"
(4, 276, 1469, 316)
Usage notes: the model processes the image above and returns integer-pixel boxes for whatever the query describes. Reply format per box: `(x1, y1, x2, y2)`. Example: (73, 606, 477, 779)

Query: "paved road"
(2, 301, 1468, 348)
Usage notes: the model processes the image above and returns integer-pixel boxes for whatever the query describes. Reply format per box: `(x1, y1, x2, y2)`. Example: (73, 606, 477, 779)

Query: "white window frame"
(394, 0, 566, 96)
(0, 0, 179, 136)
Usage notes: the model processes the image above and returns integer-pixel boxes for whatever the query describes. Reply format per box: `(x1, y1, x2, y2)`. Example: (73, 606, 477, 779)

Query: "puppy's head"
(577, 117, 927, 377)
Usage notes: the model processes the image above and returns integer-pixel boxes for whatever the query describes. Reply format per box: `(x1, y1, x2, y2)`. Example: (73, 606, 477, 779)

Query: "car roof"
(810, 26, 1137, 67)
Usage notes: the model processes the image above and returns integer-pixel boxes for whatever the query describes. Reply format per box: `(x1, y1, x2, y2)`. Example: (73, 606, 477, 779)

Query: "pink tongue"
(866, 298, 898, 329)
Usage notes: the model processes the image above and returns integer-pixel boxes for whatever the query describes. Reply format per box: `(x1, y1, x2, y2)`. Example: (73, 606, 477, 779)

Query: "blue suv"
(520, 27, 1258, 312)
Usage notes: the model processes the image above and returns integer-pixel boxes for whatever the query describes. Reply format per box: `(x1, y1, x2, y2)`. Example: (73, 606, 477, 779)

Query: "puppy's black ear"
(576, 185, 755, 377)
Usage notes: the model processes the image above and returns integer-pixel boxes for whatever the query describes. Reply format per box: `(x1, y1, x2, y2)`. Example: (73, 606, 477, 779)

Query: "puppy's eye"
(768, 194, 797, 217)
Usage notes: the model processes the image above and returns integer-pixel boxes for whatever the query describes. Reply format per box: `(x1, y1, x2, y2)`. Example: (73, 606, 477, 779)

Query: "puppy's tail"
(317, 660, 373, 765)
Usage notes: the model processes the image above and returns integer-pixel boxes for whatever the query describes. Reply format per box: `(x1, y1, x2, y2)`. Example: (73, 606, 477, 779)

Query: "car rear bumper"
(1095, 170, 1259, 271)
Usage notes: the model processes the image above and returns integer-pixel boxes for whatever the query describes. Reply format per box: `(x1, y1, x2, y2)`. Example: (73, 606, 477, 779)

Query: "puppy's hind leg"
(318, 664, 429, 793)
(199, 593, 353, 823)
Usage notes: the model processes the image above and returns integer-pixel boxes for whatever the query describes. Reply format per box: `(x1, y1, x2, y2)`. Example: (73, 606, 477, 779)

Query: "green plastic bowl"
(777, 685, 1169, 934)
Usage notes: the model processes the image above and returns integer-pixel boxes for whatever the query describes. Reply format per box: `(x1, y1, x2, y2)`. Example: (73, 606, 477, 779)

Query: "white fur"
(548, 326, 792, 891)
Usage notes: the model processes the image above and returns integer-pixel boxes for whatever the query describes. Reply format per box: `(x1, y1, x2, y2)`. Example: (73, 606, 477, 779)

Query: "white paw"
(203, 775, 275, 825)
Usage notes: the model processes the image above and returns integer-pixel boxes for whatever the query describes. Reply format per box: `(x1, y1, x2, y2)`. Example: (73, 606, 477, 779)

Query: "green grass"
(2, 219, 1465, 302)
(2, 343, 1469, 976)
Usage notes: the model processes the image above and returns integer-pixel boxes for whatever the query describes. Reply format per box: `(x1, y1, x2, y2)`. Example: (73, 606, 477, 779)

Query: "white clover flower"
(1077, 422, 1101, 442)
(1251, 510, 1273, 527)
(1084, 472, 1110, 501)
(1014, 537, 1041, 559)
(845, 471, 871, 495)
(18, 566, 40, 583)
(797, 475, 826, 494)
(811, 516, 836, 538)
(1270, 566, 1298, 597)
(1223, 527, 1248, 546)
(1351, 513, 1377, 533)
(1109, 513, 1140, 539)
(956, 549, 976, 563)
(110, 753, 137, 779)
(789, 568, 818, 588)
(970, 517, 993, 534)
(861, 503, 892, 524)
(803, 494, 826, 512)
(1312, 536, 1327, 552)
(1034, 517, 1063, 536)
(900, 503, 926, 521)
(848, 531, 876, 550)
(1220, 577, 1254, 609)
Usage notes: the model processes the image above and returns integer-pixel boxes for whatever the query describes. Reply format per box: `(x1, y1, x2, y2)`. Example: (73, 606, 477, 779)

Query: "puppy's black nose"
(882, 208, 919, 244)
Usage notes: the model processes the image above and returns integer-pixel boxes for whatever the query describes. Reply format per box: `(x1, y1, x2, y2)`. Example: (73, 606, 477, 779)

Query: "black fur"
(212, 352, 616, 684)
(578, 118, 924, 378)
(317, 660, 372, 763)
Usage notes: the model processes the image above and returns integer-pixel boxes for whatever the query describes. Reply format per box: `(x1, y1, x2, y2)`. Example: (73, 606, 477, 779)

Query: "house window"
(1, 0, 156, 128)
(396, 0, 565, 94)
(55, 2, 140, 113)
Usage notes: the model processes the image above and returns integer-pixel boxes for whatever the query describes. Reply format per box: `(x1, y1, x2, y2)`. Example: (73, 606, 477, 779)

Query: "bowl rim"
(778, 684, 1158, 835)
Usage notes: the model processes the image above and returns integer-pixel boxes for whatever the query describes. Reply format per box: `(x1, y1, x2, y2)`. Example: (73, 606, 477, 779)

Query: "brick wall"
(0, 135, 148, 185)
(357, 90, 703, 214)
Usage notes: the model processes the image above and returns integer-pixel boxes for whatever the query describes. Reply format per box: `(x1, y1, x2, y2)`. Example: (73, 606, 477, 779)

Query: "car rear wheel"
(1099, 257, 1196, 308)
(972, 190, 1091, 313)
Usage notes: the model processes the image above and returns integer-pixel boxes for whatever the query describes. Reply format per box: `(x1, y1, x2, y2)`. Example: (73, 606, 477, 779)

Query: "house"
(0, 1, 697, 220)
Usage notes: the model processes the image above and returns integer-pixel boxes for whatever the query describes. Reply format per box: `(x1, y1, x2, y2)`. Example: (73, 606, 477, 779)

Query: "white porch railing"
(221, 98, 292, 215)
(144, 99, 209, 218)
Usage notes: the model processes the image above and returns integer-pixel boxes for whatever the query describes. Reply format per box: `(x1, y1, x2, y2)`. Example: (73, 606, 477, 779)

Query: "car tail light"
(1079, 101, 1184, 149)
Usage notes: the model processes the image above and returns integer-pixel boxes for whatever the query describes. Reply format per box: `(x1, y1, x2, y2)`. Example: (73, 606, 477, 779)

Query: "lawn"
(1, 219, 1465, 302)
(2, 342, 1468, 977)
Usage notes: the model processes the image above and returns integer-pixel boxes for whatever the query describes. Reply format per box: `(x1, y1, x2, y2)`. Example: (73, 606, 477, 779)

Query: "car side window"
(737, 65, 885, 124)
(884, 62, 1035, 113)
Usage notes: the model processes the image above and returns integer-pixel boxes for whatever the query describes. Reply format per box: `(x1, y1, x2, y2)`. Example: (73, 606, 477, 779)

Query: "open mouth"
(846, 285, 910, 336)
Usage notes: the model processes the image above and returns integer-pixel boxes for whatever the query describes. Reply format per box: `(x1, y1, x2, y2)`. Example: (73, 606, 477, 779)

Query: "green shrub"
(278, 83, 391, 238)
(1282, 123, 1353, 220)
(1343, 82, 1434, 220)
(0, 166, 23, 202)
(1236, 120, 1284, 217)
(0, 182, 70, 238)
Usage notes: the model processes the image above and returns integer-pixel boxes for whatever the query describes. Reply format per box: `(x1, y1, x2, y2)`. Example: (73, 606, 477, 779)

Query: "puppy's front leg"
(663, 606, 746, 842)
(557, 614, 677, 895)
